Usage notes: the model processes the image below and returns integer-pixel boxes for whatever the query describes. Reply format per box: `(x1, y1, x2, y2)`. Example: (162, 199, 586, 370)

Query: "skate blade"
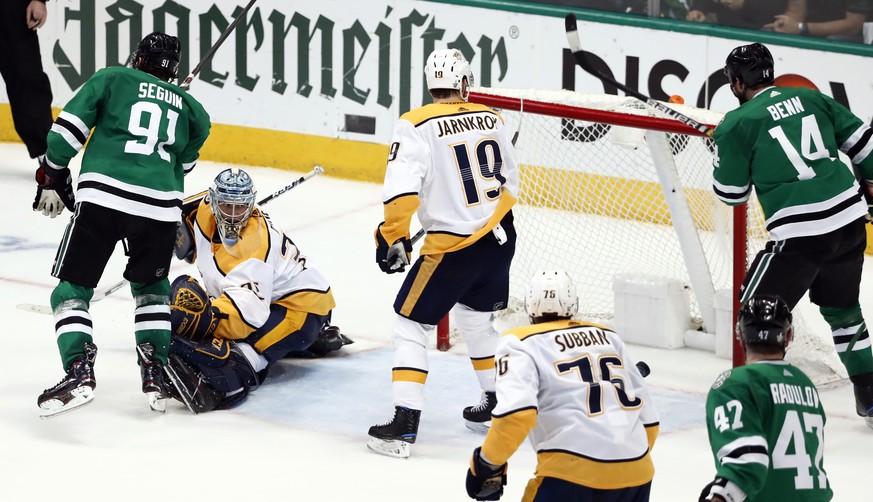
(464, 420, 491, 434)
(366, 437, 412, 458)
(39, 387, 94, 419)
(865, 416, 873, 431)
(147, 392, 167, 413)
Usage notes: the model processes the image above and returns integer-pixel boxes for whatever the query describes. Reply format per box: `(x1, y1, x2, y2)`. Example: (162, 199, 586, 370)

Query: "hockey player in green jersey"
(700, 295, 832, 502)
(713, 42, 873, 428)
(35, 32, 211, 418)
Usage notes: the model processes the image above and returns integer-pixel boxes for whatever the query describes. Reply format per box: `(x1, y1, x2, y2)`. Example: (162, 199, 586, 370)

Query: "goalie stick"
(564, 13, 715, 137)
(179, 0, 258, 90)
(17, 165, 325, 316)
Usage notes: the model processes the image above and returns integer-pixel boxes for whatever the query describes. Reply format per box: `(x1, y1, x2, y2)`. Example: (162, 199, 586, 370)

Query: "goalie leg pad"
(169, 275, 219, 340)
(169, 337, 259, 405)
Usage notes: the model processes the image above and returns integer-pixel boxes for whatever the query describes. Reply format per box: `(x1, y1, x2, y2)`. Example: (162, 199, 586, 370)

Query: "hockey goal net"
(438, 87, 846, 388)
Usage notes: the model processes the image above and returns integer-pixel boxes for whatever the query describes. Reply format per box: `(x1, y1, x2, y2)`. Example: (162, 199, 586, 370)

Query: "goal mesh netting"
(452, 87, 846, 387)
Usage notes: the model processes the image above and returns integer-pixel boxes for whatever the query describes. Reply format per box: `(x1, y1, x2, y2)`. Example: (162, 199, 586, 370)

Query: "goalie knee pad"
(169, 337, 259, 403)
(170, 275, 220, 340)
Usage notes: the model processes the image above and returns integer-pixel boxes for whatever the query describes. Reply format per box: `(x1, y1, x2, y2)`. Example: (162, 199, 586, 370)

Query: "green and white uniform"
(712, 86, 873, 240)
(46, 65, 211, 222)
(705, 361, 832, 502)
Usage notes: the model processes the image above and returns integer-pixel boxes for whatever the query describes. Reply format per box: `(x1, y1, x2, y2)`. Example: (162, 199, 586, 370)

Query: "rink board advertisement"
(1, 0, 872, 179)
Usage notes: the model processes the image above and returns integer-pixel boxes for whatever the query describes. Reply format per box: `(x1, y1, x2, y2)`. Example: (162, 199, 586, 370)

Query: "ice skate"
(463, 391, 496, 433)
(854, 385, 873, 430)
(136, 343, 168, 413)
(367, 406, 421, 458)
(38, 343, 98, 419)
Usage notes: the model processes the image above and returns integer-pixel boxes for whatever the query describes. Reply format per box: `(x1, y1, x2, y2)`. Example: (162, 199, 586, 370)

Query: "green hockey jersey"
(706, 361, 832, 502)
(46, 66, 211, 222)
(712, 86, 873, 240)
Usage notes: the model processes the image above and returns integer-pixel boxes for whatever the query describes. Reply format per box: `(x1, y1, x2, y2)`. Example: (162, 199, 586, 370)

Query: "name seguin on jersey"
(436, 114, 498, 138)
(138, 82, 183, 109)
(554, 329, 611, 352)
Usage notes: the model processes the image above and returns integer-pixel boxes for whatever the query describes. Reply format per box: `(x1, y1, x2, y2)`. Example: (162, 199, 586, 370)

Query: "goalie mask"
(132, 32, 181, 82)
(525, 270, 579, 323)
(208, 168, 256, 248)
(737, 295, 793, 348)
(424, 48, 474, 101)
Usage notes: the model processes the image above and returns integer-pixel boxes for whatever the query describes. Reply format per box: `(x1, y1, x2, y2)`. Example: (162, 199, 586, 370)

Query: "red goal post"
(433, 87, 845, 388)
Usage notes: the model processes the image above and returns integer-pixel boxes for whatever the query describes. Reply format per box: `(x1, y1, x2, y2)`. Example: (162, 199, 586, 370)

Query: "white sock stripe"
(852, 337, 872, 352)
(135, 304, 171, 314)
(56, 323, 93, 336)
(55, 309, 92, 322)
(832, 323, 865, 337)
(134, 320, 171, 331)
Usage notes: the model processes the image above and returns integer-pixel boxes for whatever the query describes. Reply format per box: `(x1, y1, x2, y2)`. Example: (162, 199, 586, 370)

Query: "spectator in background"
(0, 0, 53, 169)
(687, 0, 806, 31)
(765, 0, 872, 43)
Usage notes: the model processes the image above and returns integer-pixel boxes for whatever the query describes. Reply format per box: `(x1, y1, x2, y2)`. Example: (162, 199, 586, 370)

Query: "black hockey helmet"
(724, 43, 774, 88)
(133, 32, 181, 82)
(737, 295, 793, 347)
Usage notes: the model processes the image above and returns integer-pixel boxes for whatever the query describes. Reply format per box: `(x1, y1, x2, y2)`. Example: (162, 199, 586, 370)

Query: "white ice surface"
(1, 142, 870, 501)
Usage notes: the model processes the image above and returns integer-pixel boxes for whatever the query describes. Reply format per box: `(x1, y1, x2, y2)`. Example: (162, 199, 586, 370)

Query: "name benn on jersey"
(770, 382, 820, 408)
(138, 82, 183, 109)
(436, 114, 497, 138)
(766, 95, 804, 122)
(554, 329, 610, 352)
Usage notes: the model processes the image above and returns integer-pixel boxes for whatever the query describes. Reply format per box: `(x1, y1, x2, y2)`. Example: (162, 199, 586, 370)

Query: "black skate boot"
(854, 385, 873, 430)
(38, 342, 98, 418)
(463, 391, 497, 433)
(367, 406, 421, 458)
(136, 342, 168, 413)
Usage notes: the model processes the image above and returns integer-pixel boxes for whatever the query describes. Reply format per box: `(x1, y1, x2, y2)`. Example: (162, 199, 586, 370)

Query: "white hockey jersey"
(187, 201, 335, 341)
(480, 320, 660, 490)
(380, 101, 519, 255)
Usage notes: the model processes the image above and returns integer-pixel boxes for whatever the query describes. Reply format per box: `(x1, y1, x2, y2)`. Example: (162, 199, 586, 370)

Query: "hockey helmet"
(724, 43, 774, 88)
(208, 168, 256, 246)
(737, 295, 793, 347)
(424, 48, 474, 101)
(525, 270, 579, 323)
(133, 32, 181, 82)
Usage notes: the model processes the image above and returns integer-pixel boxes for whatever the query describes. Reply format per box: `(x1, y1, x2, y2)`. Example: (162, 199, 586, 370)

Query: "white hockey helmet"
(208, 168, 256, 246)
(424, 48, 474, 101)
(525, 270, 579, 322)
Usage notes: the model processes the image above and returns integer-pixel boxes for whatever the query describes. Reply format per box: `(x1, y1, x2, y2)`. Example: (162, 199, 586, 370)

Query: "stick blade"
(17, 304, 52, 315)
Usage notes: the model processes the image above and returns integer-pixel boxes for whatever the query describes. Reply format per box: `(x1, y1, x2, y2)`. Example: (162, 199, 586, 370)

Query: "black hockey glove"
(465, 447, 507, 501)
(699, 477, 730, 502)
(375, 222, 412, 274)
(33, 160, 75, 217)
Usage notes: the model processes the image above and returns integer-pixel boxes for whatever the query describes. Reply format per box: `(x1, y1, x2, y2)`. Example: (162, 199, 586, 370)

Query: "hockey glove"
(375, 222, 412, 274)
(169, 275, 221, 341)
(33, 160, 75, 217)
(466, 447, 507, 501)
(699, 477, 740, 502)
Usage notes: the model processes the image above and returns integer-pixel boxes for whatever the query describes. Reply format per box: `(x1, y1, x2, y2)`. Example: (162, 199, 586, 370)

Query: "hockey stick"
(179, 0, 258, 90)
(17, 279, 128, 315)
(257, 165, 324, 205)
(564, 13, 715, 137)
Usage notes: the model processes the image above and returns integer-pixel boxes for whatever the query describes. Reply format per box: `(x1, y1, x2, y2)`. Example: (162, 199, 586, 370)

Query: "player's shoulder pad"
(400, 102, 498, 127)
(710, 369, 733, 390)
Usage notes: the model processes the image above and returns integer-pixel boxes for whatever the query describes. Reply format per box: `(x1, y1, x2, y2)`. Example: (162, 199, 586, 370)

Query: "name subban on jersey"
(554, 329, 611, 352)
(436, 115, 498, 138)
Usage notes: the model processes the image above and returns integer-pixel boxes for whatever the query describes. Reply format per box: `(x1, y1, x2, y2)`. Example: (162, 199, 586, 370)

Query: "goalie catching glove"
(33, 158, 75, 218)
(169, 275, 223, 341)
(466, 447, 507, 501)
(375, 222, 412, 274)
